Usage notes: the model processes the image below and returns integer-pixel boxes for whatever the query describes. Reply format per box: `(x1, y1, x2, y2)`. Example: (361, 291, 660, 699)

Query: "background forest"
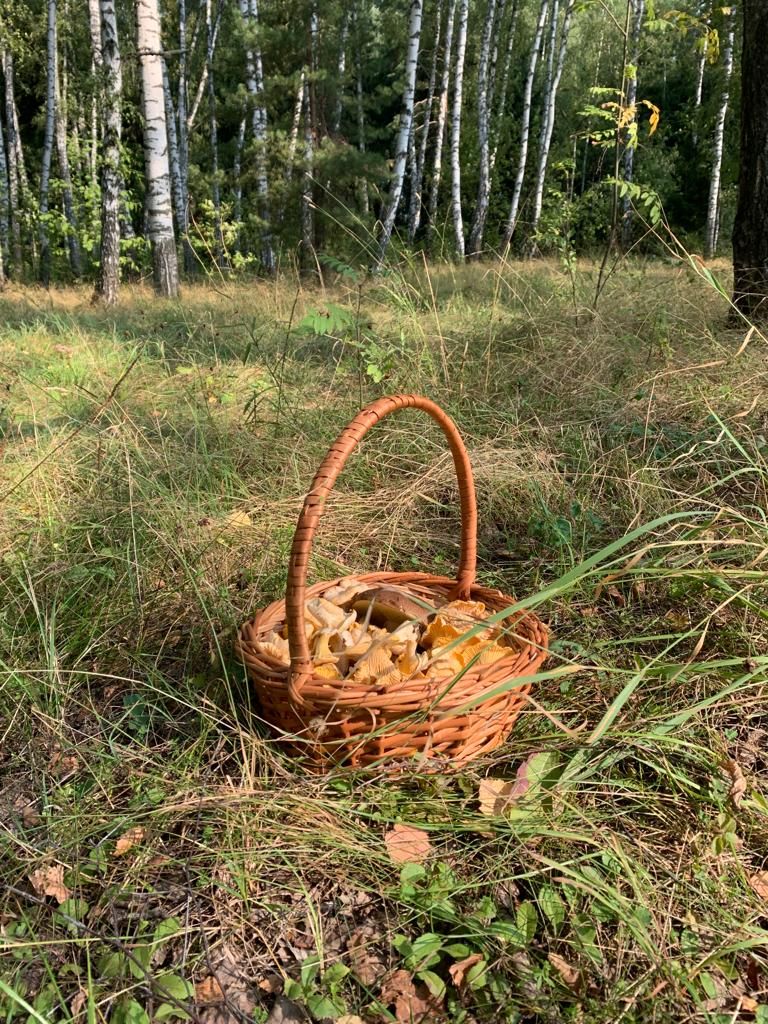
(0, 0, 740, 291)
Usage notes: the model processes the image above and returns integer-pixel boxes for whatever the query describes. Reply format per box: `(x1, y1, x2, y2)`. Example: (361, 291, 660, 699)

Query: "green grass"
(1, 258, 767, 1024)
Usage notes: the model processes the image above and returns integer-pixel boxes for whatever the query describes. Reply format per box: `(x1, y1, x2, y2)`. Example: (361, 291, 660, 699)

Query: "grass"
(1, 256, 767, 1024)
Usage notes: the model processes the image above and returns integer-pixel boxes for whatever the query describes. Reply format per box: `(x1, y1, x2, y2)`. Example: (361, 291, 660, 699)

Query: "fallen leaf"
(578, 605, 599, 618)
(724, 759, 747, 808)
(748, 871, 768, 901)
(13, 795, 41, 827)
(479, 752, 556, 815)
(380, 969, 441, 1023)
(265, 996, 308, 1023)
(664, 609, 689, 630)
(195, 976, 225, 1005)
(336, 1017, 365, 1024)
(28, 864, 72, 904)
(346, 926, 386, 986)
(740, 996, 759, 1013)
(384, 824, 432, 865)
(219, 510, 252, 530)
(257, 976, 282, 994)
(53, 344, 75, 356)
(70, 989, 88, 1017)
(48, 746, 79, 776)
(114, 826, 146, 857)
(548, 952, 580, 990)
(604, 584, 626, 607)
(448, 953, 483, 988)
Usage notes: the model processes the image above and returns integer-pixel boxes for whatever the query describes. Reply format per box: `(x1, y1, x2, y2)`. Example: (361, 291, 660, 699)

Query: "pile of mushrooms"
(256, 581, 511, 686)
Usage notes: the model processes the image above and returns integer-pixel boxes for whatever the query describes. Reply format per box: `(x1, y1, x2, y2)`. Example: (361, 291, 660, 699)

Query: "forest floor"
(1, 258, 768, 1024)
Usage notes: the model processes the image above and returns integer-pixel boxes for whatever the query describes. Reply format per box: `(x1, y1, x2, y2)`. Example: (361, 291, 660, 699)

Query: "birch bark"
(374, 0, 424, 267)
(449, 0, 469, 256)
(94, 0, 122, 304)
(502, 0, 549, 247)
(136, 0, 179, 296)
(704, 11, 735, 258)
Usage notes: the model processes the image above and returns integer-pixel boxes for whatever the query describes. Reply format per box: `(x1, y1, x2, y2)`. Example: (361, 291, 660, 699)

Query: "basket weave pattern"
(237, 395, 548, 767)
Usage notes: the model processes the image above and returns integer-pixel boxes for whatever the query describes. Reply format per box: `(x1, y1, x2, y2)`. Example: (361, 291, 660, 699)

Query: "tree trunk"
(186, 5, 220, 133)
(449, 0, 468, 257)
(94, 0, 122, 305)
(233, 113, 246, 240)
(407, 0, 442, 244)
(529, 0, 575, 240)
(502, 0, 548, 247)
(40, 0, 57, 286)
(332, 11, 349, 135)
(468, 0, 497, 256)
(0, 113, 7, 286)
(176, 0, 193, 273)
(427, 0, 457, 250)
(241, 0, 275, 271)
(205, 0, 225, 268)
(732, 0, 768, 318)
(355, 41, 369, 215)
(136, 0, 180, 297)
(55, 72, 83, 277)
(2, 49, 22, 275)
(620, 0, 645, 247)
(161, 58, 185, 248)
(374, 0, 423, 268)
(490, 0, 519, 173)
(300, 75, 314, 272)
(704, 11, 734, 259)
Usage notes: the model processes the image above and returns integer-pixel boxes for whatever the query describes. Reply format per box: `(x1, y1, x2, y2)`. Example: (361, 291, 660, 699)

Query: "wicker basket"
(236, 394, 548, 768)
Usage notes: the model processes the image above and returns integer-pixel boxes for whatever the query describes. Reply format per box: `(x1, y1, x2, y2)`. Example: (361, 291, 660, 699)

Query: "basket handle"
(286, 394, 478, 703)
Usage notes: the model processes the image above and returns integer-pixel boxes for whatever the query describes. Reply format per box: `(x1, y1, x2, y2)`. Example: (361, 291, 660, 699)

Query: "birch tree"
(0, 115, 7, 286)
(490, 0, 519, 173)
(426, 0, 457, 248)
(55, 78, 82, 277)
(2, 49, 22, 275)
(374, 0, 423, 268)
(88, 0, 102, 188)
(240, 0, 274, 271)
(40, 0, 57, 285)
(704, 11, 734, 258)
(94, 0, 122, 304)
(449, 0, 469, 256)
(136, 0, 179, 297)
(468, 0, 497, 256)
(407, 0, 442, 243)
(177, 0, 193, 272)
(205, 0, 224, 267)
(501, 0, 549, 247)
(529, 0, 575, 239)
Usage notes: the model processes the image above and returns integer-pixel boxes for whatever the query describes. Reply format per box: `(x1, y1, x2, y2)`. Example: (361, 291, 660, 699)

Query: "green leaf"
(152, 918, 182, 944)
(98, 952, 125, 979)
(538, 886, 566, 931)
(153, 974, 193, 1003)
(443, 943, 471, 959)
(300, 955, 321, 988)
(307, 992, 346, 1019)
(392, 934, 414, 958)
(154, 1004, 191, 1022)
(411, 933, 444, 966)
(112, 999, 150, 1024)
(417, 970, 446, 1000)
(516, 902, 538, 944)
(324, 962, 349, 985)
(283, 979, 303, 1001)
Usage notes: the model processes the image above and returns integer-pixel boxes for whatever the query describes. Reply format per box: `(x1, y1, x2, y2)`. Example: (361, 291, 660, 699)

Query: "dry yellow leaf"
(448, 953, 483, 988)
(548, 952, 580, 989)
(195, 976, 225, 1004)
(748, 870, 768, 901)
(114, 826, 146, 856)
(724, 758, 747, 808)
(384, 824, 432, 865)
(220, 510, 252, 530)
(28, 864, 71, 904)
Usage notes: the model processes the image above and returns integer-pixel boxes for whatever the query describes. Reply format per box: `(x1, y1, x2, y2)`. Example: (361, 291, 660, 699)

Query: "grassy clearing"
(1, 258, 767, 1024)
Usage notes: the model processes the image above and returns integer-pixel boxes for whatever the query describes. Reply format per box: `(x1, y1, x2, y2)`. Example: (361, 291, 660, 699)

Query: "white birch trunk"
(205, 0, 225, 267)
(240, 0, 274, 271)
(502, 0, 549, 247)
(55, 68, 83, 277)
(40, 0, 57, 285)
(449, 0, 469, 257)
(88, 0, 102, 188)
(186, 6, 220, 133)
(161, 58, 185, 244)
(468, 0, 497, 256)
(620, 0, 645, 245)
(490, 1, 519, 173)
(300, 76, 314, 272)
(287, 71, 305, 169)
(177, 0, 193, 272)
(136, 0, 179, 296)
(94, 0, 122, 304)
(0, 114, 7, 285)
(233, 113, 246, 237)
(427, 0, 457, 248)
(704, 12, 734, 259)
(374, 0, 423, 268)
(407, 0, 442, 243)
(529, 0, 575, 238)
(2, 49, 22, 274)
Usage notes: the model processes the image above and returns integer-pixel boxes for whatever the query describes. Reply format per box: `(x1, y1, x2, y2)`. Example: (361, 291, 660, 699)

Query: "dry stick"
(5, 884, 203, 1024)
(0, 348, 144, 504)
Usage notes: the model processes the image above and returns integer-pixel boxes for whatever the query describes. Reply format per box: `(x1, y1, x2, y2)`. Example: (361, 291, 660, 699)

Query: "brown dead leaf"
(48, 745, 79, 776)
(664, 609, 689, 630)
(28, 864, 71, 904)
(548, 952, 580, 990)
(195, 976, 225, 1005)
(384, 824, 432, 865)
(740, 996, 759, 1013)
(347, 926, 386, 986)
(336, 1017, 366, 1024)
(448, 953, 483, 988)
(114, 826, 146, 857)
(380, 969, 441, 1024)
(724, 758, 747, 808)
(13, 795, 41, 827)
(70, 989, 88, 1017)
(748, 870, 768, 901)
(578, 605, 599, 618)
